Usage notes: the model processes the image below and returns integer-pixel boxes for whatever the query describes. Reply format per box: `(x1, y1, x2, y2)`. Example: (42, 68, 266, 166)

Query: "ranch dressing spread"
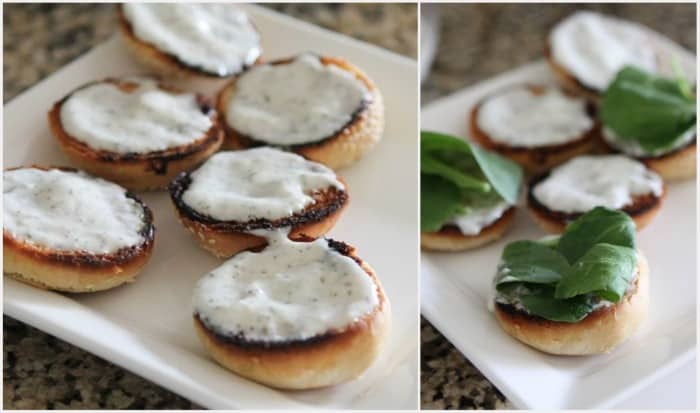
(449, 200, 511, 235)
(226, 53, 370, 146)
(3, 168, 146, 254)
(476, 87, 593, 147)
(532, 155, 662, 213)
(549, 11, 657, 91)
(193, 230, 379, 342)
(122, 3, 260, 76)
(181, 148, 343, 222)
(602, 126, 696, 157)
(60, 78, 212, 154)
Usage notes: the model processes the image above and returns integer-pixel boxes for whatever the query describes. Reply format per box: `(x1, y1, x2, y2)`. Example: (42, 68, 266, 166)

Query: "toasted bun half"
(48, 78, 224, 191)
(169, 174, 349, 258)
(117, 6, 261, 79)
(527, 173, 664, 234)
(545, 45, 602, 102)
(601, 138, 697, 182)
(469, 86, 600, 175)
(3, 167, 156, 293)
(217, 56, 384, 169)
(494, 250, 649, 355)
(193, 245, 391, 389)
(421, 207, 516, 251)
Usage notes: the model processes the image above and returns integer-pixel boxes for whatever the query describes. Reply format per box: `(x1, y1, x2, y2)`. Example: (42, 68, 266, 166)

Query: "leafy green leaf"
(492, 207, 639, 322)
(601, 66, 696, 152)
(495, 241, 570, 288)
(555, 243, 637, 302)
(421, 131, 523, 203)
(469, 144, 523, 204)
(421, 152, 490, 192)
(518, 289, 595, 323)
(420, 174, 465, 232)
(421, 130, 474, 155)
(557, 207, 636, 264)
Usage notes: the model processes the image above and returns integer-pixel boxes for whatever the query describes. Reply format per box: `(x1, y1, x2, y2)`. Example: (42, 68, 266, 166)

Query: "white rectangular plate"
(3, 5, 419, 410)
(421, 60, 696, 409)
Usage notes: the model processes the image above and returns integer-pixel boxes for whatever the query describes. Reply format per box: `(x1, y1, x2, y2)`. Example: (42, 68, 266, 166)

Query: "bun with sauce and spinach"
(420, 131, 523, 251)
(493, 207, 649, 355)
(600, 66, 697, 181)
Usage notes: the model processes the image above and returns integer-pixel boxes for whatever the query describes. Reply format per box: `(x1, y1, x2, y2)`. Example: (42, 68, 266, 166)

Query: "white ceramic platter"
(3, 5, 419, 409)
(420, 43, 696, 409)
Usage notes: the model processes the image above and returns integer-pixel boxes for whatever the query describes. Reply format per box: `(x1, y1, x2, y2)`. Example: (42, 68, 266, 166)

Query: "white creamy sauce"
(181, 148, 343, 222)
(60, 78, 212, 154)
(602, 126, 696, 157)
(227, 53, 370, 146)
(122, 3, 260, 76)
(3, 168, 146, 254)
(193, 231, 379, 342)
(476, 87, 593, 147)
(549, 11, 657, 91)
(449, 200, 511, 235)
(494, 284, 533, 312)
(532, 155, 663, 214)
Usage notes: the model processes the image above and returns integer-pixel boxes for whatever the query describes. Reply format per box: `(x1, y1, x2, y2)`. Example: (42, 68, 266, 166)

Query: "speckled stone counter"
(2, 4, 416, 409)
(420, 3, 695, 410)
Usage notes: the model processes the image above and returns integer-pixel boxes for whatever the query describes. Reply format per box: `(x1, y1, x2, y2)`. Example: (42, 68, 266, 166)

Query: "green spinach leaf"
(518, 289, 595, 323)
(555, 243, 637, 302)
(557, 207, 636, 264)
(469, 143, 523, 204)
(495, 240, 570, 287)
(601, 66, 696, 152)
(493, 207, 639, 323)
(421, 152, 490, 192)
(421, 131, 523, 203)
(420, 174, 465, 232)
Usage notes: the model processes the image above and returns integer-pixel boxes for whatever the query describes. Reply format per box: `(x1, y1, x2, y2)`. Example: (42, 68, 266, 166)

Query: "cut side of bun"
(527, 173, 664, 234)
(494, 250, 649, 355)
(217, 56, 384, 170)
(48, 79, 224, 191)
(193, 246, 391, 389)
(469, 87, 600, 175)
(169, 174, 349, 258)
(421, 207, 516, 251)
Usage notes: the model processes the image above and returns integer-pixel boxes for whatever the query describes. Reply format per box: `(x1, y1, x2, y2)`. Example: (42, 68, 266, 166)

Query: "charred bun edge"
(168, 171, 348, 233)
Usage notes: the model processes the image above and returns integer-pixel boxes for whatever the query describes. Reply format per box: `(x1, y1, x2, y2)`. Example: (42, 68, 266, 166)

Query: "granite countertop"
(2, 4, 416, 409)
(420, 3, 696, 410)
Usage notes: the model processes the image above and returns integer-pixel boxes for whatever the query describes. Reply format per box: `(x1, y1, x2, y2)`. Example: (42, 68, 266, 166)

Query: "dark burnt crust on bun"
(168, 171, 348, 233)
(469, 84, 600, 164)
(527, 171, 664, 223)
(217, 55, 374, 149)
(495, 267, 640, 325)
(194, 239, 385, 350)
(3, 166, 155, 270)
(48, 78, 223, 176)
(117, 5, 260, 78)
